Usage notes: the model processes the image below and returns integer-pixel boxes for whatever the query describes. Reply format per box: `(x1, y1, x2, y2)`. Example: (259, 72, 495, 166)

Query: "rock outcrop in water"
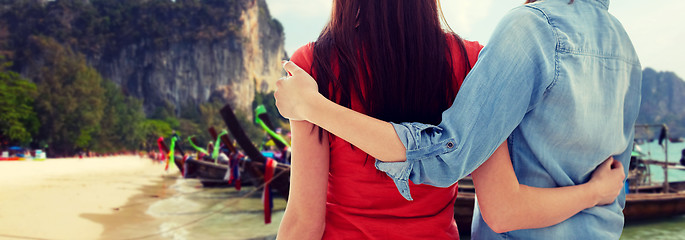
(1, 0, 286, 115)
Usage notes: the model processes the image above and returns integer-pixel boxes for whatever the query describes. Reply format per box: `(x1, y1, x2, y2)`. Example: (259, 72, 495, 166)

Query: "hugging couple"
(273, 0, 641, 239)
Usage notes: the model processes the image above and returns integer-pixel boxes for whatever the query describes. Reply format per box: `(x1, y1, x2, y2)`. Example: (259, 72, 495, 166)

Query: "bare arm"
(276, 61, 406, 162)
(307, 94, 406, 162)
(277, 120, 329, 239)
(472, 141, 625, 233)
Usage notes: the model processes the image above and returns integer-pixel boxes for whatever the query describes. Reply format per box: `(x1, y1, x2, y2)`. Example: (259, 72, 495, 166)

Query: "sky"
(265, 0, 685, 79)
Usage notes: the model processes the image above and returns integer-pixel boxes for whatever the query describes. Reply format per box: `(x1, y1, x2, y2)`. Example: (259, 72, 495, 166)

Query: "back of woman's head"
(311, 0, 470, 126)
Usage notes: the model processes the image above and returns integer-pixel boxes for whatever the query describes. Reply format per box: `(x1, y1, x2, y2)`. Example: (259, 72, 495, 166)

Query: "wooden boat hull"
(242, 161, 291, 200)
(181, 157, 282, 188)
(174, 154, 291, 195)
(454, 191, 685, 233)
(183, 157, 231, 187)
(624, 193, 685, 222)
(171, 155, 188, 176)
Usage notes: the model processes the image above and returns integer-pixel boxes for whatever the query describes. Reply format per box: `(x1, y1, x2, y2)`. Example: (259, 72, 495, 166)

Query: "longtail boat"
(220, 104, 291, 200)
(624, 124, 685, 221)
(182, 154, 271, 188)
(156, 105, 292, 198)
(188, 127, 244, 187)
(182, 104, 293, 192)
(157, 133, 250, 187)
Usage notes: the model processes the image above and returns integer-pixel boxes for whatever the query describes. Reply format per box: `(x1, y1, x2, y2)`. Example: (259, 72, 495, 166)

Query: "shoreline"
(83, 174, 180, 240)
(0, 156, 177, 240)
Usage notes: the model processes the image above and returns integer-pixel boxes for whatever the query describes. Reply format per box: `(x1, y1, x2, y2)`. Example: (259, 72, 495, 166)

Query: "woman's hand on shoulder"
(275, 61, 322, 121)
(587, 157, 625, 206)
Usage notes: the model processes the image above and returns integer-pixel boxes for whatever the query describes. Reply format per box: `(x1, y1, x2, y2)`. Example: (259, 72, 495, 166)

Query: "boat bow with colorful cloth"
(165, 135, 179, 171)
(220, 104, 291, 200)
(187, 136, 209, 160)
(157, 136, 190, 177)
(152, 104, 292, 224)
(156, 137, 168, 162)
(154, 104, 291, 201)
(158, 128, 247, 188)
(262, 157, 278, 224)
(255, 104, 291, 163)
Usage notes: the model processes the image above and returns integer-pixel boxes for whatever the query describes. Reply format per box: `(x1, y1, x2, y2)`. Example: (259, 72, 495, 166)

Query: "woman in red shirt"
(277, 1, 624, 239)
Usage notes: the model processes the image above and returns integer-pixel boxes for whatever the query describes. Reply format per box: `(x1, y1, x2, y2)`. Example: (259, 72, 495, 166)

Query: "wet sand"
(0, 156, 175, 240)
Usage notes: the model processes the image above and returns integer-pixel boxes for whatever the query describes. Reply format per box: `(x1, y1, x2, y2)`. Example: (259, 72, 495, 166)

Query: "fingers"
(610, 158, 623, 170)
(612, 160, 626, 179)
(276, 77, 286, 88)
(282, 61, 304, 76)
(599, 157, 613, 170)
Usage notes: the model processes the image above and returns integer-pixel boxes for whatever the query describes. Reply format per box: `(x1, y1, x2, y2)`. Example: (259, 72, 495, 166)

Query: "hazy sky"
(265, 0, 685, 79)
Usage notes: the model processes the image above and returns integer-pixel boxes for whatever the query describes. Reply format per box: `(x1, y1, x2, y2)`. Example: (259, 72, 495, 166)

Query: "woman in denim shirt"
(275, 0, 631, 239)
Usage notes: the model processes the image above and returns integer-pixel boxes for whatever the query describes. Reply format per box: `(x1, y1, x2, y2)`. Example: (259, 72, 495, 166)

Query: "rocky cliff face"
(90, 0, 285, 115)
(3, 0, 285, 116)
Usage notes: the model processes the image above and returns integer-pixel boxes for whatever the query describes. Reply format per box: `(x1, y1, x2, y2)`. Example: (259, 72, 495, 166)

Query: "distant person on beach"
(275, 0, 629, 239)
(680, 149, 685, 166)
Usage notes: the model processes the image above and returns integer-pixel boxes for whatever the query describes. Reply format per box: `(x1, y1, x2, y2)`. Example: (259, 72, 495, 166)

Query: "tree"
(140, 119, 173, 151)
(30, 36, 105, 156)
(93, 80, 146, 152)
(0, 61, 39, 146)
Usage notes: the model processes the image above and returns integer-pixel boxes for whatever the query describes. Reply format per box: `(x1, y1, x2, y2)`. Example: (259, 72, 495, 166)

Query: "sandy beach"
(0, 156, 176, 240)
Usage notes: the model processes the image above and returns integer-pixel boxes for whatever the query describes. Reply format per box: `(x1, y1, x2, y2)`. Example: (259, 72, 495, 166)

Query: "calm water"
(622, 215, 685, 240)
(141, 141, 685, 239)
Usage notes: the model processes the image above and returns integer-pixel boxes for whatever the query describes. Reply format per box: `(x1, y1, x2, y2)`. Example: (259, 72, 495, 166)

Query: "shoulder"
(498, 5, 554, 37)
(462, 39, 483, 52)
(462, 39, 483, 67)
(483, 5, 557, 59)
(445, 34, 483, 68)
(508, 4, 551, 23)
(290, 43, 316, 75)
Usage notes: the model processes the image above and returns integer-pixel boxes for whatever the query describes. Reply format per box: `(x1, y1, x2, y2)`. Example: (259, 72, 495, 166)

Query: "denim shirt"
(375, 0, 641, 238)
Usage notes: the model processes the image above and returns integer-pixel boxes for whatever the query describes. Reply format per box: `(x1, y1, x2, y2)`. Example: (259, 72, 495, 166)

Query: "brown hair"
(310, 0, 470, 134)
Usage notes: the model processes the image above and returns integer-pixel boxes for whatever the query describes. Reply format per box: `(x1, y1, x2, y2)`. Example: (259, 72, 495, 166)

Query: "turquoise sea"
(633, 141, 685, 183)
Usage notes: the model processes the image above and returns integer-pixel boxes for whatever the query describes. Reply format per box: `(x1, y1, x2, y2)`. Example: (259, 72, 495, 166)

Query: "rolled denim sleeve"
(376, 6, 558, 200)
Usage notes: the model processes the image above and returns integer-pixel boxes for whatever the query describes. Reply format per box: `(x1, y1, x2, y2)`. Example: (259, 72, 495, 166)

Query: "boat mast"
(663, 124, 669, 193)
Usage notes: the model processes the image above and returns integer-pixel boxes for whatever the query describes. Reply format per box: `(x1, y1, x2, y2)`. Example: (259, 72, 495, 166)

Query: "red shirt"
(290, 36, 482, 239)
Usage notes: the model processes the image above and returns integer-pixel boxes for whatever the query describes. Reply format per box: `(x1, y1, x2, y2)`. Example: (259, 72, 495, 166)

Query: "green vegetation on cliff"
(0, 0, 286, 156)
(2, 0, 249, 60)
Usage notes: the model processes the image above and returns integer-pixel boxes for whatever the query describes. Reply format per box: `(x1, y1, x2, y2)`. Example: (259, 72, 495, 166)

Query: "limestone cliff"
(92, 0, 285, 115)
(2, 0, 286, 116)
(637, 68, 685, 137)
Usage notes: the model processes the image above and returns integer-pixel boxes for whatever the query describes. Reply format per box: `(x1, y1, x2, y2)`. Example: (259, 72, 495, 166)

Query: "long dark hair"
(310, 0, 470, 141)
